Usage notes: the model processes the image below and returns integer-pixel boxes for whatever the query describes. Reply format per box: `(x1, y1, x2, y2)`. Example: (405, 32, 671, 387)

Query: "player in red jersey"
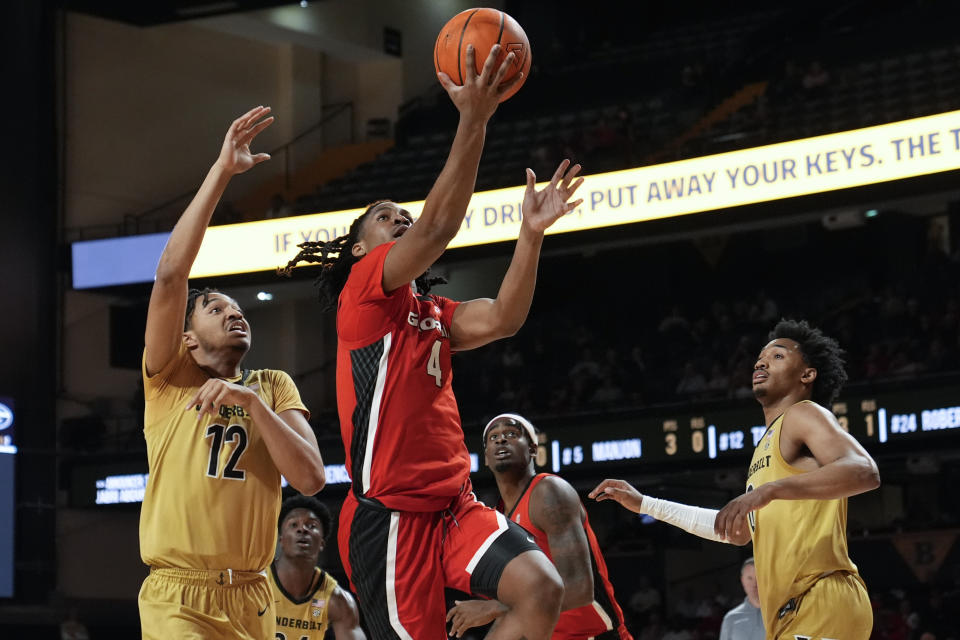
(446, 414, 633, 640)
(281, 46, 584, 640)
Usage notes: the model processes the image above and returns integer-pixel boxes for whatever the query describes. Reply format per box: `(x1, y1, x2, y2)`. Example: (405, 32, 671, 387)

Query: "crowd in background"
(451, 214, 960, 425)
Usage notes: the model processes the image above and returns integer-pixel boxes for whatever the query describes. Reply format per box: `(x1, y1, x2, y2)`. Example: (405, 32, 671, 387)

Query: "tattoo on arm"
(532, 477, 594, 609)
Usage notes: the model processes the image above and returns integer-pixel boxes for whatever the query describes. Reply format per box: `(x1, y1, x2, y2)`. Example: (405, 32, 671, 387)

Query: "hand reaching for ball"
(437, 44, 522, 123)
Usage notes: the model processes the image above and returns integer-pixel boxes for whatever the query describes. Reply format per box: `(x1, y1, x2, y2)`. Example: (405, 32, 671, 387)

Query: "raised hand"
(521, 159, 585, 233)
(437, 44, 522, 123)
(588, 479, 645, 513)
(215, 106, 274, 175)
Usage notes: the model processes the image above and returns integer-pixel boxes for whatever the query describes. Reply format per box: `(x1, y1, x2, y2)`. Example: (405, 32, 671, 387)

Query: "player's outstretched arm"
(714, 402, 880, 541)
(589, 479, 740, 544)
(328, 586, 367, 640)
(144, 106, 273, 375)
(380, 45, 520, 293)
(449, 160, 584, 351)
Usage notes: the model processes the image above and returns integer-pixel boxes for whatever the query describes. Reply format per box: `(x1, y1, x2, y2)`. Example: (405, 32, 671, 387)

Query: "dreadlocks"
(278, 200, 447, 310)
(184, 287, 219, 330)
(768, 318, 848, 405)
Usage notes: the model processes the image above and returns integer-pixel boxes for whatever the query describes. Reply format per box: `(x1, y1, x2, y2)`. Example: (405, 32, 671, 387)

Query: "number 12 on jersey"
(205, 423, 248, 480)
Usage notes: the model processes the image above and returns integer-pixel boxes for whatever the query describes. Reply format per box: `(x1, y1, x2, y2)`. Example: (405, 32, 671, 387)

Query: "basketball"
(434, 8, 531, 102)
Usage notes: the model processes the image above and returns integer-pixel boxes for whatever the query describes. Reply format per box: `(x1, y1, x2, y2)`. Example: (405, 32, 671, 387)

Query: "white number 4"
(427, 340, 442, 387)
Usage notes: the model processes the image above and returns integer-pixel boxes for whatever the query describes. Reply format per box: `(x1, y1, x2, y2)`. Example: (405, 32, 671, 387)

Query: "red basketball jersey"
(505, 474, 632, 640)
(336, 241, 470, 512)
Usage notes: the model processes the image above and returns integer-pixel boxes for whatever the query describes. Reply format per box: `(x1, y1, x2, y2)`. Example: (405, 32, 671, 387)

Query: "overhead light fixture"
(300, 0, 308, 7)
(257, 291, 273, 301)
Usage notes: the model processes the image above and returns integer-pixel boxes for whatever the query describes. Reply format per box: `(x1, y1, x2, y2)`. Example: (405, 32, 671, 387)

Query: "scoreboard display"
(71, 383, 960, 503)
(535, 384, 960, 474)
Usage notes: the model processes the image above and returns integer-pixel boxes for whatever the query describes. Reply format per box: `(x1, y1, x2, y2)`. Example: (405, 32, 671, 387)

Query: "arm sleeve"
(639, 495, 729, 543)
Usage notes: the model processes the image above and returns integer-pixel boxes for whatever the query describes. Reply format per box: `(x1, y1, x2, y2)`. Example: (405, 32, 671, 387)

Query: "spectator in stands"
(770, 59, 802, 102)
(754, 291, 779, 324)
(60, 607, 90, 640)
(675, 362, 707, 399)
(501, 341, 524, 372)
(265, 192, 292, 219)
(211, 200, 240, 225)
(718, 558, 764, 640)
(637, 610, 666, 640)
(802, 60, 831, 95)
(629, 575, 662, 620)
(590, 372, 624, 405)
(919, 588, 950, 639)
(705, 362, 730, 397)
(659, 306, 692, 336)
(662, 617, 693, 640)
(569, 346, 602, 404)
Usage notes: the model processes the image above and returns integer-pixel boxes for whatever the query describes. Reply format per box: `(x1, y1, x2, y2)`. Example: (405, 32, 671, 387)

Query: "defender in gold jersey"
(714, 319, 880, 639)
(139, 107, 326, 640)
(591, 319, 880, 639)
(268, 495, 365, 640)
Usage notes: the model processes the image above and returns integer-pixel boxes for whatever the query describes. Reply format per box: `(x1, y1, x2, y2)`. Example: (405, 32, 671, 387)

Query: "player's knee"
(503, 553, 563, 616)
(537, 566, 564, 613)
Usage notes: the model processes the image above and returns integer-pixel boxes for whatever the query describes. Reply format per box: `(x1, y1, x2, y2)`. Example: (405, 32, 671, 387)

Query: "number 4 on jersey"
(427, 339, 442, 387)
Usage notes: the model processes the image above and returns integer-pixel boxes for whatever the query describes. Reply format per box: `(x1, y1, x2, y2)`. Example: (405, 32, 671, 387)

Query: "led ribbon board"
(72, 110, 960, 288)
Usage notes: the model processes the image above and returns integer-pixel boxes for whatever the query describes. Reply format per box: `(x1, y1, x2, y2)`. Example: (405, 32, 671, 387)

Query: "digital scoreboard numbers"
(536, 383, 960, 473)
(831, 389, 960, 445)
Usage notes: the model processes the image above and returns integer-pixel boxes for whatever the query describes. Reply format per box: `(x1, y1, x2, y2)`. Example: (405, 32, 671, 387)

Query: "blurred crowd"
(453, 221, 960, 423)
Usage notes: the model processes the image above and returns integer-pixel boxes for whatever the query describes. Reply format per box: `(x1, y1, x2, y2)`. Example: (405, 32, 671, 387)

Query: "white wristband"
(640, 496, 728, 543)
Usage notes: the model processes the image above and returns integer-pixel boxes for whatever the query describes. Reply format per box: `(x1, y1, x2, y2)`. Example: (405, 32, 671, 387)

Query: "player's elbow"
(154, 257, 189, 285)
(847, 455, 879, 495)
(496, 319, 523, 340)
(565, 575, 594, 610)
(861, 458, 881, 492)
(416, 213, 462, 245)
(491, 307, 526, 339)
(292, 465, 326, 496)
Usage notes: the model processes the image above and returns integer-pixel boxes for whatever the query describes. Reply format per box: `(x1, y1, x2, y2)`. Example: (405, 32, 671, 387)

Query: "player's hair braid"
(278, 200, 447, 311)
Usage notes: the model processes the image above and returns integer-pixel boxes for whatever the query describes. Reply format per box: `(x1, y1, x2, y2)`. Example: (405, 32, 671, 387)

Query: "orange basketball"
(434, 8, 531, 102)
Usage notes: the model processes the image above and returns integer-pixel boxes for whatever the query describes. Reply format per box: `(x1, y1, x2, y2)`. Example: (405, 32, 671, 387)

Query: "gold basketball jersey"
(746, 401, 859, 628)
(140, 343, 308, 571)
(267, 565, 339, 640)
